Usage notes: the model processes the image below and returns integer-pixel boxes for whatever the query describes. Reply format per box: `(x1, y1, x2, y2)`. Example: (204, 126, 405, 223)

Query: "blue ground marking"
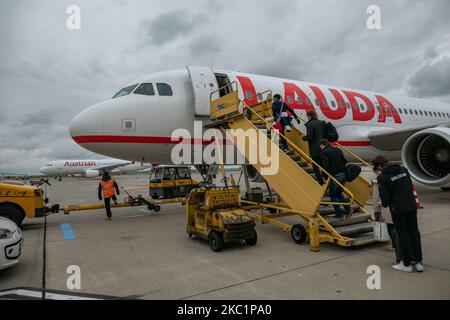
(60, 223, 76, 240)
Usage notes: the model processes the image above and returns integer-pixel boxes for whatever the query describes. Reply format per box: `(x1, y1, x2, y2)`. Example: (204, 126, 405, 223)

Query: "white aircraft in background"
(70, 66, 450, 190)
(40, 159, 152, 178)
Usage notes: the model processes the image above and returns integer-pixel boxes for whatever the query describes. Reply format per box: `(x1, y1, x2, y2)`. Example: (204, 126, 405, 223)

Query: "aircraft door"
(187, 66, 219, 116)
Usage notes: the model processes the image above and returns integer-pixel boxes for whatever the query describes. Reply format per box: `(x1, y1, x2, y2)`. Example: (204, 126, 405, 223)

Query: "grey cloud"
(144, 10, 200, 45)
(189, 36, 221, 57)
(424, 46, 439, 60)
(407, 56, 450, 98)
(1, 0, 450, 174)
(247, 51, 307, 81)
(19, 110, 56, 126)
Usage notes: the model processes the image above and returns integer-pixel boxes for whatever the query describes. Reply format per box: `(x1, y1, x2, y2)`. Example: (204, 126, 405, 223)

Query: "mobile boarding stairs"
(207, 82, 378, 252)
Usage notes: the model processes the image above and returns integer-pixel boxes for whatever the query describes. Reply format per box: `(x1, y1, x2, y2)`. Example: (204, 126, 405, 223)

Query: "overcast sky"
(1, 0, 449, 173)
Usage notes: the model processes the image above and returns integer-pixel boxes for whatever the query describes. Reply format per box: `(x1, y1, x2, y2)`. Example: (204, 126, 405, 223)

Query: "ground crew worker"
(98, 171, 120, 221)
(374, 156, 424, 273)
(272, 94, 300, 151)
(303, 110, 325, 185)
(319, 139, 352, 218)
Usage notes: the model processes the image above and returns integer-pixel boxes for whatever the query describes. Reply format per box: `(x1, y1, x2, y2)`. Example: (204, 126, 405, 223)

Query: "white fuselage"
(40, 159, 152, 176)
(69, 68, 450, 164)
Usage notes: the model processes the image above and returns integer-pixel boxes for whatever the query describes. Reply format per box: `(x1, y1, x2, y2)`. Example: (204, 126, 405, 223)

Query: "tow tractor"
(149, 166, 200, 200)
(186, 186, 257, 252)
(0, 179, 59, 227)
(185, 138, 258, 252)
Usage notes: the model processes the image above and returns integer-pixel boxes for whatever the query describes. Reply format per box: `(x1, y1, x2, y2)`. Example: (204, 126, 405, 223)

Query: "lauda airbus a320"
(70, 66, 450, 190)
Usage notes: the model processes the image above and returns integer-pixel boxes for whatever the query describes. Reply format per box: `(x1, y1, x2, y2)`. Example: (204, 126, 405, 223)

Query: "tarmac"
(0, 172, 449, 299)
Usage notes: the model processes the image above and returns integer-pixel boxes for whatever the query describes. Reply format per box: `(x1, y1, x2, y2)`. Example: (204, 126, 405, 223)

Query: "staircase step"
(335, 222, 373, 237)
(318, 204, 360, 215)
(295, 160, 309, 167)
(302, 166, 315, 174)
(324, 212, 371, 227)
(351, 233, 378, 246)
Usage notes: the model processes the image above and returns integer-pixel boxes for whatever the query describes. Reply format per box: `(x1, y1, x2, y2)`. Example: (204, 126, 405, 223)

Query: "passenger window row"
(113, 83, 173, 99)
(397, 107, 449, 119)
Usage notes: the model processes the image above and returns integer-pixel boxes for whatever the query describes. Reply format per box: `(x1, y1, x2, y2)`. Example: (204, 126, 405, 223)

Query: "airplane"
(69, 66, 450, 191)
(40, 159, 153, 178)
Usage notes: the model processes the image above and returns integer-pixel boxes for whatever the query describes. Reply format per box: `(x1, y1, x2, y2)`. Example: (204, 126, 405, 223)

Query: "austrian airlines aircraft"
(40, 159, 152, 178)
(69, 66, 450, 190)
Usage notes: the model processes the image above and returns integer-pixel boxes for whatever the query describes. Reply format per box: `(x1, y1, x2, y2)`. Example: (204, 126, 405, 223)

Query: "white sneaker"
(392, 261, 413, 273)
(415, 262, 424, 273)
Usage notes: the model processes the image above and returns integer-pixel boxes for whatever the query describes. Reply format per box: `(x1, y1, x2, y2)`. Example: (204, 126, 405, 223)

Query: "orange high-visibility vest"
(101, 179, 116, 198)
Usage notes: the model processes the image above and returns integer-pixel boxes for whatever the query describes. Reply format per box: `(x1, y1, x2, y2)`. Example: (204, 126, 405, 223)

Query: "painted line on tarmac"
(60, 223, 76, 240)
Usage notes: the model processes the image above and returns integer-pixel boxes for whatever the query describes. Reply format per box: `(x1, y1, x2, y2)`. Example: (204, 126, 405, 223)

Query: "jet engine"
(402, 127, 450, 189)
(85, 169, 100, 178)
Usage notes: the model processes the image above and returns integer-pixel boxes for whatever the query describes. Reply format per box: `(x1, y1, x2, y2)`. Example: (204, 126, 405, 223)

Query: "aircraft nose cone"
(70, 105, 104, 144)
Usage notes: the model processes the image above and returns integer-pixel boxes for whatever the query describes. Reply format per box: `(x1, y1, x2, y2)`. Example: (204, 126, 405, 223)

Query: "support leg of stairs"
(309, 216, 320, 252)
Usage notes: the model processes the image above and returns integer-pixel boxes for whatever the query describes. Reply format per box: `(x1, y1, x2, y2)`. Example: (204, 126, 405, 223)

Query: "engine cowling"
(85, 169, 100, 178)
(402, 127, 450, 187)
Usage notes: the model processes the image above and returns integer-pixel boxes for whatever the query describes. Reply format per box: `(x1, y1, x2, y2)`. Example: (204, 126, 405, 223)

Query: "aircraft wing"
(368, 122, 450, 151)
(94, 162, 133, 172)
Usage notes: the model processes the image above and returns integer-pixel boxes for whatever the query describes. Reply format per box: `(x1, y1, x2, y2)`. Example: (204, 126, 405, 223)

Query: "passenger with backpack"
(302, 110, 325, 185)
(319, 139, 353, 219)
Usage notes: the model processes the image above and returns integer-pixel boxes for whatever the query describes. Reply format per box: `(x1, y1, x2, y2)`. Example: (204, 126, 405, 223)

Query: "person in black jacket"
(319, 139, 351, 218)
(373, 156, 423, 273)
(272, 94, 300, 151)
(303, 110, 325, 185)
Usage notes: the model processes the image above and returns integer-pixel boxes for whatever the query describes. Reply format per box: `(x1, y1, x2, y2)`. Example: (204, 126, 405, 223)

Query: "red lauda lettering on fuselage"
(236, 75, 402, 124)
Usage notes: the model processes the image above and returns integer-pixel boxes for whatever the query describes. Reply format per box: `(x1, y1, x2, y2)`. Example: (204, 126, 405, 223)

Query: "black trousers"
(391, 210, 423, 266)
(311, 155, 324, 185)
(104, 195, 117, 218)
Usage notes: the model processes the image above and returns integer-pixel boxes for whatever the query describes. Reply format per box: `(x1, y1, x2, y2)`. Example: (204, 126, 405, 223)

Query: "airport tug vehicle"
(149, 166, 200, 200)
(186, 186, 257, 252)
(0, 181, 59, 227)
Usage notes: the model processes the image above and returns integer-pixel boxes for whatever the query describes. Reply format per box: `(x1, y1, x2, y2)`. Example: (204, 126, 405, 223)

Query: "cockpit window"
(134, 83, 155, 96)
(112, 84, 139, 99)
(156, 83, 173, 96)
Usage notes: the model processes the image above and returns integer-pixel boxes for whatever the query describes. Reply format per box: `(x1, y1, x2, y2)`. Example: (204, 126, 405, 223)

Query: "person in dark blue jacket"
(272, 94, 300, 151)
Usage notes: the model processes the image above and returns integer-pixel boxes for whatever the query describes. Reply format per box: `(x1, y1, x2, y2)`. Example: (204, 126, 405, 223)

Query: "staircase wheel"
(291, 224, 307, 244)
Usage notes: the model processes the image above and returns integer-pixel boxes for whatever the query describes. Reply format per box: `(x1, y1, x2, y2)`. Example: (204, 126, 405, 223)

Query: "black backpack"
(323, 121, 339, 143)
(345, 163, 362, 182)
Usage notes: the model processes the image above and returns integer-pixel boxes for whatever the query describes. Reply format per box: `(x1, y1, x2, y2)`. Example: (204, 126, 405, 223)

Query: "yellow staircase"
(207, 84, 376, 251)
